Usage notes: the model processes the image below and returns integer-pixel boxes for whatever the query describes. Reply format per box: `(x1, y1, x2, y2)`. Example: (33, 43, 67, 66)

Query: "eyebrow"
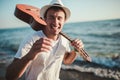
(44, 7, 66, 19)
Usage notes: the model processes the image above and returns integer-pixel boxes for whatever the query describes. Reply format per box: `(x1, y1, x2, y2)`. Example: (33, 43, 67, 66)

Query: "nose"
(53, 18, 59, 26)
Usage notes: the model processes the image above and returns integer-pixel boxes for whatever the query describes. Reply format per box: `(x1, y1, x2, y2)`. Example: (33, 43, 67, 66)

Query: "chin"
(54, 32, 59, 35)
(52, 32, 60, 36)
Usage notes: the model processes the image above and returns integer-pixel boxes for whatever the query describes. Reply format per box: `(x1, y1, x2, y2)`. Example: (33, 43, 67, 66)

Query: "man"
(6, 0, 84, 80)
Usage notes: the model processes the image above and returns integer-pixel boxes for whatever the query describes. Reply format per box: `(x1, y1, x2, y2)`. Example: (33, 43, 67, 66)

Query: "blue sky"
(0, 0, 120, 29)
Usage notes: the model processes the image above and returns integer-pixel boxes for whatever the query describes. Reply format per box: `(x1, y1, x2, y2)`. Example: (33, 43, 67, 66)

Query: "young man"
(6, 0, 84, 80)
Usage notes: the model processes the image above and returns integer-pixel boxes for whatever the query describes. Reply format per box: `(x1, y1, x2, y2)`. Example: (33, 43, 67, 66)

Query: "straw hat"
(40, 0, 71, 21)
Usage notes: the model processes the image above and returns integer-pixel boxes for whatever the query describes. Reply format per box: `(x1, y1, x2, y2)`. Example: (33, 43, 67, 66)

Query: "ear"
(40, 17, 44, 20)
(40, 17, 47, 22)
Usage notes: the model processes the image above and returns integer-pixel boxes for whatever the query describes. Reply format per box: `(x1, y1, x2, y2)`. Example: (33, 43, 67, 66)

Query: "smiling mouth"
(51, 25, 60, 30)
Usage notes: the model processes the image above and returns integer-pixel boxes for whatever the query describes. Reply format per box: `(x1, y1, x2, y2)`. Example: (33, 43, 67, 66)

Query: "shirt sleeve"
(14, 34, 34, 59)
(14, 31, 46, 59)
(61, 35, 71, 53)
(65, 40, 71, 52)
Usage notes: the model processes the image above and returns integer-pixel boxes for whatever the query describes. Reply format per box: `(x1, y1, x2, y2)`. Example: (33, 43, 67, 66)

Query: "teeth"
(51, 25, 57, 29)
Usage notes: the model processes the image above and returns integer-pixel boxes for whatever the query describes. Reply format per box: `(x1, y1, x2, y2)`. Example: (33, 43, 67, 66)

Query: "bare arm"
(6, 55, 32, 80)
(63, 50, 77, 65)
(6, 38, 53, 80)
(63, 39, 84, 65)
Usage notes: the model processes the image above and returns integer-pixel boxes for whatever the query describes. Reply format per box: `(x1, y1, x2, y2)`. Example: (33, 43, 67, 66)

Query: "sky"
(0, 0, 120, 29)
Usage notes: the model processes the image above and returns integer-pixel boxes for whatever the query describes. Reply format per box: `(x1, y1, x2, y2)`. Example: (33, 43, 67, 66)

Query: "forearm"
(63, 50, 77, 65)
(6, 54, 32, 80)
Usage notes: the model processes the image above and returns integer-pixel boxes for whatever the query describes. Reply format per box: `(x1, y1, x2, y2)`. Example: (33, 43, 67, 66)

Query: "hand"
(27, 38, 53, 60)
(71, 39, 84, 50)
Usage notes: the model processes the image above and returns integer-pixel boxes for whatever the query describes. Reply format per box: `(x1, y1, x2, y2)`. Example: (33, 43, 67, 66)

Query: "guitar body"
(14, 4, 46, 31)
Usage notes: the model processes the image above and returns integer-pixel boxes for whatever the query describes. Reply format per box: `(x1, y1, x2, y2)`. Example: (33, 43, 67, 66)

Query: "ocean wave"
(62, 60, 120, 80)
(88, 32, 120, 39)
(0, 38, 20, 52)
(0, 27, 34, 52)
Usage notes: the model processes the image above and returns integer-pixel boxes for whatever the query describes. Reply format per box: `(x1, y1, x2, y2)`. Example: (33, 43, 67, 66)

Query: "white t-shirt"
(15, 31, 70, 80)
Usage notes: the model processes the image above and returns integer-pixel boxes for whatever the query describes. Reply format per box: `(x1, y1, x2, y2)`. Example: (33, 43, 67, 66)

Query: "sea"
(0, 19, 120, 79)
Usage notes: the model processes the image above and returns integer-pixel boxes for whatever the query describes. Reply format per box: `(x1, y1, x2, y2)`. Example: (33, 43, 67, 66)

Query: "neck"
(43, 29, 59, 41)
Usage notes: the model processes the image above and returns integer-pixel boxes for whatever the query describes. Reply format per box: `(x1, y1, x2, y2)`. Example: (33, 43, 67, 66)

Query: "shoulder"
(14, 30, 44, 59)
(60, 35, 70, 46)
(60, 35, 69, 42)
(28, 30, 44, 41)
(18, 30, 43, 46)
(60, 35, 71, 52)
(31, 30, 44, 38)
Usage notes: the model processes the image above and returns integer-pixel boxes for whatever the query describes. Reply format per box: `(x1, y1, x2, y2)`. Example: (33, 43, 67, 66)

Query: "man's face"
(45, 9, 65, 36)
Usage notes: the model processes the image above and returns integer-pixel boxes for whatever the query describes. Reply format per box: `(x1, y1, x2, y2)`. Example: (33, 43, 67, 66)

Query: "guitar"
(14, 4, 92, 62)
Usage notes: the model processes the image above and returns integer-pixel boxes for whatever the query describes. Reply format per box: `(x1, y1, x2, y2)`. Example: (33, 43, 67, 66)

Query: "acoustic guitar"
(14, 4, 92, 62)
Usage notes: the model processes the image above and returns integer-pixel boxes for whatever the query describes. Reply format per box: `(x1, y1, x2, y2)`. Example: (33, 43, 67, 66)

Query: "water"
(0, 19, 120, 68)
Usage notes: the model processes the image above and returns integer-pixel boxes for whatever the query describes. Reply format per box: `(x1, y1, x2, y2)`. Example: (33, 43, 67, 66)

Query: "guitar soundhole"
(26, 8, 40, 17)
(40, 17, 44, 20)
(26, 8, 39, 12)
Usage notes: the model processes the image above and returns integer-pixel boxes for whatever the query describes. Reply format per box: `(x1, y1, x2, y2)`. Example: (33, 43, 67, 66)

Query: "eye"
(58, 17, 63, 21)
(47, 16, 54, 20)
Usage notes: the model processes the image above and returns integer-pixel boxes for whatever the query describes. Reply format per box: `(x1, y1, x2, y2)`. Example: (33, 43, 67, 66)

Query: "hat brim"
(40, 5, 71, 21)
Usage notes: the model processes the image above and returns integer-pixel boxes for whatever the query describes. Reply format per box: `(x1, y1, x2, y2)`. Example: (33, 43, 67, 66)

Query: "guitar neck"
(60, 32, 92, 62)
(59, 32, 73, 42)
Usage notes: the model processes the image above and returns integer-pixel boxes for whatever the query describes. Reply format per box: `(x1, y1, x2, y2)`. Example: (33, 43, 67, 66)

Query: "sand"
(0, 60, 119, 80)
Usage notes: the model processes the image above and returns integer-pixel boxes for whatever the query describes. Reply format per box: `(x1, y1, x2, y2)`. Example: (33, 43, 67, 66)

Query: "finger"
(42, 43, 52, 50)
(33, 38, 53, 51)
(40, 47, 51, 53)
(42, 38, 53, 47)
(72, 39, 84, 49)
(40, 44, 52, 52)
(33, 43, 52, 53)
(75, 39, 81, 45)
(72, 39, 80, 45)
(44, 38, 53, 43)
(36, 38, 53, 47)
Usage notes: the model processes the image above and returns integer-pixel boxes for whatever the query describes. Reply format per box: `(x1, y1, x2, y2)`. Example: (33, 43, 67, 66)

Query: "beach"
(0, 59, 120, 80)
(60, 60, 120, 80)
(0, 19, 120, 80)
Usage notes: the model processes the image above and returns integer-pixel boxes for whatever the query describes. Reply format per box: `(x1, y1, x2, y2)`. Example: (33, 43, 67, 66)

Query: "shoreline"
(0, 60, 120, 80)
(0, 63, 7, 80)
(60, 69, 115, 80)
(61, 60, 120, 80)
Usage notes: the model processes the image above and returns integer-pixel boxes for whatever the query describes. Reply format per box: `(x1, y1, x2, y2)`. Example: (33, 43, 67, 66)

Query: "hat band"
(53, 3, 62, 6)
